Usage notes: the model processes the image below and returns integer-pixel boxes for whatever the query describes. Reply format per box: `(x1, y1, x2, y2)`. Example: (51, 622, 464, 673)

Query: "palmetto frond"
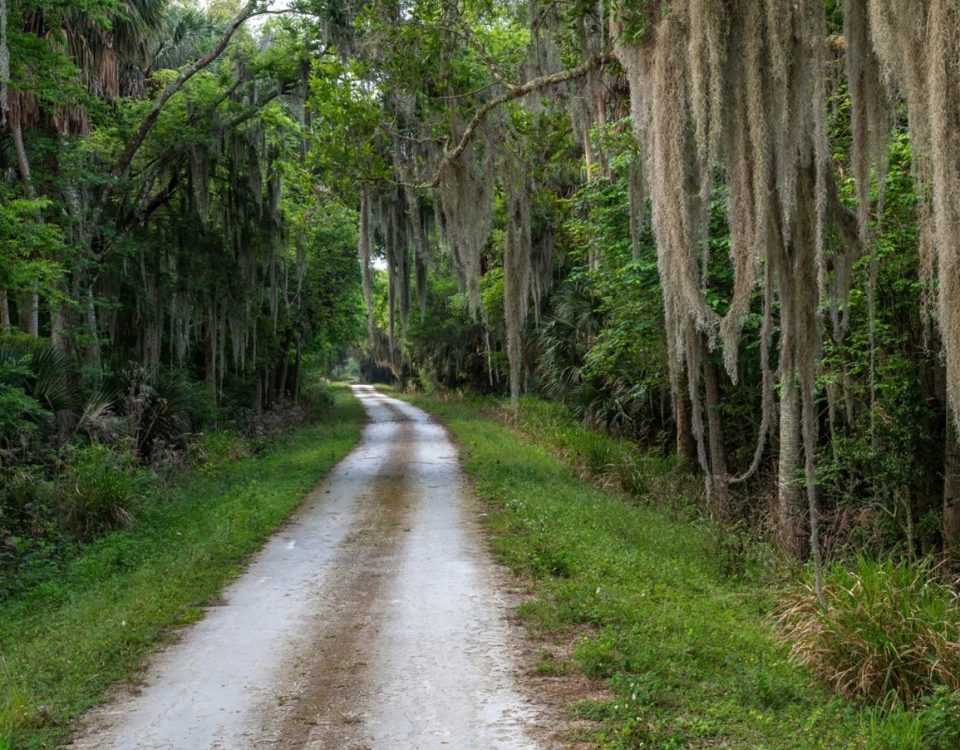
(16, 0, 168, 131)
(151, 6, 225, 72)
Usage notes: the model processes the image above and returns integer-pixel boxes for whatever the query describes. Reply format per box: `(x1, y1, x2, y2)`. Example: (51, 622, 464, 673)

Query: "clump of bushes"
(187, 429, 249, 467)
(299, 378, 335, 416)
(56, 444, 153, 540)
(1, 347, 339, 603)
(778, 556, 960, 707)
(0, 446, 153, 598)
(0, 466, 54, 538)
(236, 380, 336, 439)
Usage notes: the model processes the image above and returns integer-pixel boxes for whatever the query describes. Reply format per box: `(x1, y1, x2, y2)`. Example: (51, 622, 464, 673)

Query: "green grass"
(405, 393, 881, 749)
(0, 385, 366, 750)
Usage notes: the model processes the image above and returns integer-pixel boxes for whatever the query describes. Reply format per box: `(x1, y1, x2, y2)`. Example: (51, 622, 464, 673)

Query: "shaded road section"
(72, 385, 541, 749)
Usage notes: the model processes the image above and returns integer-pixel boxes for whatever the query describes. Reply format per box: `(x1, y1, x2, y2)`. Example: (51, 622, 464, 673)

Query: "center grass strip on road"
(407, 394, 872, 750)
(0, 386, 366, 750)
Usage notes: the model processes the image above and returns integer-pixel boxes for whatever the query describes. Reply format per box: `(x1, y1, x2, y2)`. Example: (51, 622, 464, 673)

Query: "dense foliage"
(3, 0, 960, 731)
(0, 0, 363, 586)
(323, 0, 957, 575)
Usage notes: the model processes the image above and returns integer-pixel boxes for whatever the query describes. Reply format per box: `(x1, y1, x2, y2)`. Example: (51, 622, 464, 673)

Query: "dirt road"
(72, 385, 543, 749)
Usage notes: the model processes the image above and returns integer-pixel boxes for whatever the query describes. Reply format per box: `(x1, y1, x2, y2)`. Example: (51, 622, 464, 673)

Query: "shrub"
(118, 366, 195, 455)
(0, 338, 76, 450)
(778, 556, 960, 706)
(56, 445, 152, 539)
(240, 404, 307, 440)
(0, 382, 48, 449)
(188, 430, 249, 467)
(0, 466, 54, 537)
(299, 378, 335, 418)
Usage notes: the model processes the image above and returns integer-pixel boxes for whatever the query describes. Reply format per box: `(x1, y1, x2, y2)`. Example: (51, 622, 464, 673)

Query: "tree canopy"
(3, 0, 960, 592)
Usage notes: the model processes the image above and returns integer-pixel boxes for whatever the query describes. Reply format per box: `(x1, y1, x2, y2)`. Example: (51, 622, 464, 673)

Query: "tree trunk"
(19, 291, 38, 336)
(277, 357, 289, 401)
(204, 319, 217, 395)
(0, 289, 9, 333)
(944, 416, 960, 553)
(703, 352, 730, 518)
(50, 301, 66, 350)
(292, 339, 302, 404)
(583, 133, 595, 184)
(778, 377, 807, 558)
(10, 109, 35, 200)
(674, 388, 696, 466)
(10, 111, 43, 338)
(277, 328, 292, 400)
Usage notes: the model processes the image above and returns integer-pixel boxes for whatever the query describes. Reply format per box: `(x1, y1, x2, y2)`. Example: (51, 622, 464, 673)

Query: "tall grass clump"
(56, 445, 152, 539)
(778, 556, 960, 706)
(862, 686, 960, 749)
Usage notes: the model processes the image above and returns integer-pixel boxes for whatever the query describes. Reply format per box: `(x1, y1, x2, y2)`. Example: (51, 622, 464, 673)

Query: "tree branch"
(111, 0, 262, 179)
(428, 53, 614, 188)
(139, 166, 184, 224)
(222, 84, 292, 129)
(825, 163, 862, 257)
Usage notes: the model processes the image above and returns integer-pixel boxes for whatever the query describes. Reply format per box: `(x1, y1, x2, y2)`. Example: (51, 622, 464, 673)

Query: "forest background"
(3, 0, 960, 745)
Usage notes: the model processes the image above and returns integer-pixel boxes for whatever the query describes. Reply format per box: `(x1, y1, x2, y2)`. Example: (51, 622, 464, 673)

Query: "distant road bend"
(72, 385, 543, 750)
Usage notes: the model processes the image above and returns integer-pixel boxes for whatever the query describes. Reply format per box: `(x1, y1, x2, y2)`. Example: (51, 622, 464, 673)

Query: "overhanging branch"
(428, 52, 614, 188)
(111, 0, 263, 179)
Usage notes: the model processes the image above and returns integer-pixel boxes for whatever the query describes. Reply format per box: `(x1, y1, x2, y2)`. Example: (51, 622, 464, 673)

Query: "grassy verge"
(406, 393, 877, 749)
(0, 385, 366, 750)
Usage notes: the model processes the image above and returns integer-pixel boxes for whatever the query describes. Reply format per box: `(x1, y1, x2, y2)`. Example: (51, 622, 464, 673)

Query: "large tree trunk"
(19, 291, 38, 336)
(50, 302, 66, 350)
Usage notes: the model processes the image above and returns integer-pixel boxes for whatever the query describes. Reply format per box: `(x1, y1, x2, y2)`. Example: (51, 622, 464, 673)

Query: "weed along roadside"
(0, 385, 366, 750)
(400, 392, 960, 750)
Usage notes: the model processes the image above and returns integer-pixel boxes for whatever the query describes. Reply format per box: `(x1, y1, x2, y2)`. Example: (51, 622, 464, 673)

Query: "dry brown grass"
(778, 556, 960, 707)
